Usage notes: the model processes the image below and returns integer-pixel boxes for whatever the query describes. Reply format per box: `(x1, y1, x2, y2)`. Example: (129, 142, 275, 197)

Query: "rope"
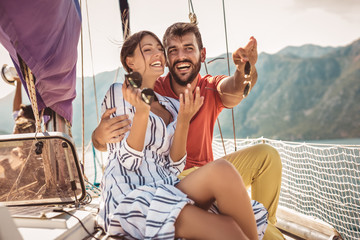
(221, 0, 237, 151)
(188, 0, 227, 155)
(114, 67, 120, 83)
(92, 144, 97, 185)
(65, 119, 73, 138)
(80, 0, 85, 170)
(188, 0, 197, 24)
(204, 61, 227, 155)
(17, 55, 42, 133)
(85, 0, 100, 124)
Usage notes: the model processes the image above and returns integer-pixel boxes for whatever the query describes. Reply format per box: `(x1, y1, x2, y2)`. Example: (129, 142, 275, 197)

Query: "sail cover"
(0, 0, 81, 124)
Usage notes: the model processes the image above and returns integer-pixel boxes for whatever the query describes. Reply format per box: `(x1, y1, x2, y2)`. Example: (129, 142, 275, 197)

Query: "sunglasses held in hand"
(243, 62, 251, 98)
(125, 72, 155, 105)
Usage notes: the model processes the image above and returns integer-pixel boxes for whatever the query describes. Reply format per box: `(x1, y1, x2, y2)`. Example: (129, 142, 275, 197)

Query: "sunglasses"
(125, 72, 155, 105)
(243, 61, 252, 98)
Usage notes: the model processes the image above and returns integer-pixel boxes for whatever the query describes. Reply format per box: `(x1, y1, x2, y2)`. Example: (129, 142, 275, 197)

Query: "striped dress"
(97, 83, 268, 239)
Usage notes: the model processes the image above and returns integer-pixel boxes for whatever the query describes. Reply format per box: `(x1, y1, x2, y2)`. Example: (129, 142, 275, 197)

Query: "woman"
(97, 31, 268, 240)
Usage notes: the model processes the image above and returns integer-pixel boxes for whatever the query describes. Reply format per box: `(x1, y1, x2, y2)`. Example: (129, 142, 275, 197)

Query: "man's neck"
(169, 74, 199, 97)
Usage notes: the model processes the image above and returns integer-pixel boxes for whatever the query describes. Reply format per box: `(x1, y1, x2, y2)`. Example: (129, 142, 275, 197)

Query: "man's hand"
(92, 108, 131, 151)
(232, 36, 258, 73)
(178, 84, 204, 123)
(218, 36, 258, 108)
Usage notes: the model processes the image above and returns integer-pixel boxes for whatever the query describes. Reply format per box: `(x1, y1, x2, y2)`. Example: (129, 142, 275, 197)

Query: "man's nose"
(177, 49, 187, 60)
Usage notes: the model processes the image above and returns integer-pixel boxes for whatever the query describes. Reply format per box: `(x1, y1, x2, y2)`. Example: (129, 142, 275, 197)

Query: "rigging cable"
(85, 0, 100, 124)
(79, 0, 86, 172)
(85, 0, 105, 176)
(188, 0, 227, 155)
(204, 60, 227, 155)
(221, 0, 237, 151)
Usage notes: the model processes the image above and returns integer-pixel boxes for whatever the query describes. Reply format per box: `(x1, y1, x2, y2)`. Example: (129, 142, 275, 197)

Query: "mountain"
(71, 68, 126, 145)
(214, 38, 360, 141)
(276, 44, 336, 58)
(0, 39, 359, 145)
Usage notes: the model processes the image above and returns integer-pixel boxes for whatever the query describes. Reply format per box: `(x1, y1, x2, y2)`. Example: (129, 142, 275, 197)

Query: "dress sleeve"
(101, 83, 144, 171)
(162, 97, 186, 176)
(166, 153, 187, 176)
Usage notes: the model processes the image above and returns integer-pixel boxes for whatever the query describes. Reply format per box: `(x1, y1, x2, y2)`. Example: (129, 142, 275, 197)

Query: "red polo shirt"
(154, 73, 226, 169)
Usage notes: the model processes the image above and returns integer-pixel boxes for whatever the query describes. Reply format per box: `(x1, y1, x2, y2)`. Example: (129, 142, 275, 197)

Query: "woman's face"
(126, 34, 165, 82)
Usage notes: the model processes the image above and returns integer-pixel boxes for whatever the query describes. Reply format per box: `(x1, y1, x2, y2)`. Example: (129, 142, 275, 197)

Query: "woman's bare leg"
(175, 159, 258, 239)
(175, 204, 248, 240)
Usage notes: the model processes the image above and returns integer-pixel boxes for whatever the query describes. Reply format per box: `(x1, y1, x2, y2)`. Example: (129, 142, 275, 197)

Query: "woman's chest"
(143, 113, 176, 151)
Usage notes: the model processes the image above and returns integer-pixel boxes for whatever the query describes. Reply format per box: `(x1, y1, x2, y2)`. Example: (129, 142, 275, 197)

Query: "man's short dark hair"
(163, 22, 203, 51)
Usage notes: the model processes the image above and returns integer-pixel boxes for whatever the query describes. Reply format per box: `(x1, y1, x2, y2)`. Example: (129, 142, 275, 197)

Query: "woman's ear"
(125, 57, 134, 70)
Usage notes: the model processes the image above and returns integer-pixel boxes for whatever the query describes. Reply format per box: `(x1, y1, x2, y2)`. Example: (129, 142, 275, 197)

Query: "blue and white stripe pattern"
(97, 83, 268, 239)
(97, 83, 190, 239)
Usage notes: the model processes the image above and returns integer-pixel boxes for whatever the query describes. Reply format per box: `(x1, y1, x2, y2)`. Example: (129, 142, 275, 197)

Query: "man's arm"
(13, 78, 22, 112)
(217, 36, 258, 108)
(92, 108, 131, 151)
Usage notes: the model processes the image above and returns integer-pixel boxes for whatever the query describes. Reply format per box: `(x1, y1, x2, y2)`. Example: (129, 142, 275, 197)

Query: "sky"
(0, 0, 359, 98)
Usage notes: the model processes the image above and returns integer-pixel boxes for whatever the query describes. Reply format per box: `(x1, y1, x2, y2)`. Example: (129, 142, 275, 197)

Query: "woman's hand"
(178, 84, 204, 123)
(122, 83, 150, 113)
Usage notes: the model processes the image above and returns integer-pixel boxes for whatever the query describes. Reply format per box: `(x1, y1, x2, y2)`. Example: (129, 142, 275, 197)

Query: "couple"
(96, 22, 283, 240)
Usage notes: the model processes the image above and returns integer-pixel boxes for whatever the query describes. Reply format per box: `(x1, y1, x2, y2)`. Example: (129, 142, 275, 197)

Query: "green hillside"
(1, 39, 359, 145)
(215, 39, 360, 141)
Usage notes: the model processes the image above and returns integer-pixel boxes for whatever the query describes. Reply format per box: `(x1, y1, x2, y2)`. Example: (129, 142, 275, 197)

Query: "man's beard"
(168, 58, 201, 86)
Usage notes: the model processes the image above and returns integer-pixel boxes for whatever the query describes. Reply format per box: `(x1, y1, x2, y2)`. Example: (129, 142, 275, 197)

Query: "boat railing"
(212, 137, 359, 240)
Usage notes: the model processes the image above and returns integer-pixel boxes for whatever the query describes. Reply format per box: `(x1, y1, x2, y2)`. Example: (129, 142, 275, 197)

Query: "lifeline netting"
(212, 137, 360, 240)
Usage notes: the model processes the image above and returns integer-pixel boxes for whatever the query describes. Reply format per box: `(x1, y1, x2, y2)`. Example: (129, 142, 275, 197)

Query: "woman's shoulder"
(105, 82, 123, 96)
(156, 93, 180, 113)
(157, 93, 178, 105)
(110, 82, 123, 90)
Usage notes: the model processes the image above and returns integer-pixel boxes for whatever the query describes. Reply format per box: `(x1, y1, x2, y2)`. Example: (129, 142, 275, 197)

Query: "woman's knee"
(211, 159, 244, 183)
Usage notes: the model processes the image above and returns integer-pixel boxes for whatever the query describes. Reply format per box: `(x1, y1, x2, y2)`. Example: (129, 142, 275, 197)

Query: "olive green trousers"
(178, 144, 284, 240)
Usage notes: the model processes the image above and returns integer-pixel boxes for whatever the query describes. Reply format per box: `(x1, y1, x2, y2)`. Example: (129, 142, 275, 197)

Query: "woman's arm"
(121, 82, 150, 152)
(170, 85, 203, 162)
(101, 83, 149, 171)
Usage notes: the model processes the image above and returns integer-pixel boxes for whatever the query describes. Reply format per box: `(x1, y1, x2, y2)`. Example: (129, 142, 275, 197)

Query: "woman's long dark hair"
(120, 31, 164, 73)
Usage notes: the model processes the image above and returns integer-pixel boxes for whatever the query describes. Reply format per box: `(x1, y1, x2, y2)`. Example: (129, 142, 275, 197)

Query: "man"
(92, 22, 283, 239)
(12, 77, 36, 134)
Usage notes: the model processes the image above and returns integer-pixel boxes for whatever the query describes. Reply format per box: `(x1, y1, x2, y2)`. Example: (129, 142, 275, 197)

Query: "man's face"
(165, 32, 204, 86)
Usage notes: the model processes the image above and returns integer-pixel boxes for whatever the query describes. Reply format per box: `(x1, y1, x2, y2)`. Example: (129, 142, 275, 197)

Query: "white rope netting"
(213, 137, 360, 240)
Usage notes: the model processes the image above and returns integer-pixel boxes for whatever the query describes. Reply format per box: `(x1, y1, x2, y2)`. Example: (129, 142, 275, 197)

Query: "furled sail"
(0, 0, 81, 124)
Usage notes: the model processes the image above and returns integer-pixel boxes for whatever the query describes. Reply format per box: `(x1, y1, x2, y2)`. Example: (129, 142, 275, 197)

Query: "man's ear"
(200, 47, 206, 62)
